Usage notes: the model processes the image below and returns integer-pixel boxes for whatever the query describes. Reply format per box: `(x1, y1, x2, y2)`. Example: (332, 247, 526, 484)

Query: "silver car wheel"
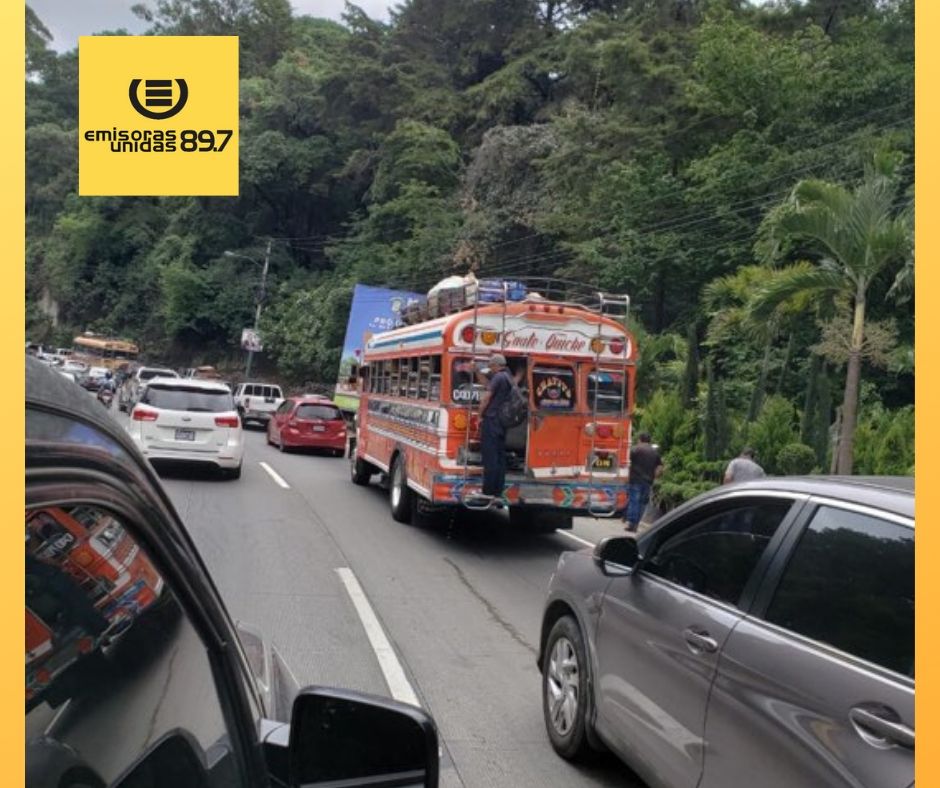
(547, 636, 579, 736)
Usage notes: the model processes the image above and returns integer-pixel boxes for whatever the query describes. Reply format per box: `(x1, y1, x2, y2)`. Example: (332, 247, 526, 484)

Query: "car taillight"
(132, 408, 158, 422)
(215, 415, 239, 427)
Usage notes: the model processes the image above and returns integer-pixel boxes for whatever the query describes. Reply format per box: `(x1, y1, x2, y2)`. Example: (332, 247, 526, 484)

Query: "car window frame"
(637, 492, 807, 614)
(746, 496, 915, 685)
(26, 405, 270, 784)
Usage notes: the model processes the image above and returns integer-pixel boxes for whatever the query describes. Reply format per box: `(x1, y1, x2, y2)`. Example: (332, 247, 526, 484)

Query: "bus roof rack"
(400, 276, 630, 325)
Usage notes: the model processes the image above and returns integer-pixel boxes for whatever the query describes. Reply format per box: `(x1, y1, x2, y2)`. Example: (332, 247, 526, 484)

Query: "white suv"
(233, 382, 284, 426)
(127, 378, 244, 479)
(119, 366, 180, 412)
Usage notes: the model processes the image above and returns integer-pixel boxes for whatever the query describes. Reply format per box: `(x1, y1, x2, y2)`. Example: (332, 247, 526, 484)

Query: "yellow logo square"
(79, 36, 239, 196)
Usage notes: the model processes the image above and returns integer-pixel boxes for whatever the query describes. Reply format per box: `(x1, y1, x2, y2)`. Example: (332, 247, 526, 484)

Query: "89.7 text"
(179, 130, 233, 152)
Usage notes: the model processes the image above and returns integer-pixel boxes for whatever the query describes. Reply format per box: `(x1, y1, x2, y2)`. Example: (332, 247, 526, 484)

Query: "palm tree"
(751, 154, 912, 474)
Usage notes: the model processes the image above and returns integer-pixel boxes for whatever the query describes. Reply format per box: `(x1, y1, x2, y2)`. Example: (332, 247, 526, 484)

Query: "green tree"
(754, 154, 912, 472)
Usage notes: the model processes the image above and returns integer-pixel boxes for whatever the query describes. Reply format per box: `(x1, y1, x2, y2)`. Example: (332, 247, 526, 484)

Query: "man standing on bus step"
(624, 432, 663, 532)
(477, 353, 514, 505)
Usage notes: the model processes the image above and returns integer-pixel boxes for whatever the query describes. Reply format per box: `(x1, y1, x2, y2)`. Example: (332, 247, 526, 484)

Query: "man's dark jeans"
(481, 417, 507, 496)
(624, 480, 651, 530)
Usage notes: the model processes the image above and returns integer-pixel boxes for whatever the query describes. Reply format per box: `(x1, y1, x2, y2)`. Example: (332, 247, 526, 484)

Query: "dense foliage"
(26, 0, 914, 503)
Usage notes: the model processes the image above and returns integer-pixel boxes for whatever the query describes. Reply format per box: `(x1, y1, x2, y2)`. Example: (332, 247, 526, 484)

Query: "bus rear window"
(587, 371, 629, 413)
(451, 358, 485, 404)
(533, 366, 575, 410)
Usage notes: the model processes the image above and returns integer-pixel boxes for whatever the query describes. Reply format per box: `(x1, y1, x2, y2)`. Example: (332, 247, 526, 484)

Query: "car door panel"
(592, 497, 799, 788)
(702, 618, 913, 788)
(701, 502, 914, 788)
(594, 575, 742, 788)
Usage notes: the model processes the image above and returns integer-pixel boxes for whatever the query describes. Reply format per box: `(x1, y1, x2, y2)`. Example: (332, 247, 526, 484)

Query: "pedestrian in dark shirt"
(624, 432, 663, 532)
(477, 353, 513, 502)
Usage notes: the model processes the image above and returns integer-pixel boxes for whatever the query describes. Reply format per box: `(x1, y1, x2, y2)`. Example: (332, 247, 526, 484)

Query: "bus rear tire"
(350, 455, 373, 486)
(389, 455, 413, 524)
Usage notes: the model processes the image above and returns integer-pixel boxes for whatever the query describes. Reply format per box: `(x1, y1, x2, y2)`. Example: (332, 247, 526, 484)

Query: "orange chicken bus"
(349, 288, 636, 529)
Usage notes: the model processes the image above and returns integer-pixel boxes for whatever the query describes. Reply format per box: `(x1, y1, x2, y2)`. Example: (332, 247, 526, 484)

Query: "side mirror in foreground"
(593, 536, 640, 575)
(288, 687, 439, 788)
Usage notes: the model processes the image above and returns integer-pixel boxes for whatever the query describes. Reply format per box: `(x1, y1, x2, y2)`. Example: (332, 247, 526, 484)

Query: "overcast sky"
(29, 0, 393, 52)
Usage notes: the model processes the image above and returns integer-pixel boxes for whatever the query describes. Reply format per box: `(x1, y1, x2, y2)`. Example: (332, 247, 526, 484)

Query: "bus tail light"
(609, 339, 625, 355)
(215, 415, 240, 428)
(584, 422, 615, 439)
(453, 412, 469, 430)
(481, 330, 499, 345)
(461, 325, 476, 343)
(590, 338, 605, 354)
(132, 407, 158, 422)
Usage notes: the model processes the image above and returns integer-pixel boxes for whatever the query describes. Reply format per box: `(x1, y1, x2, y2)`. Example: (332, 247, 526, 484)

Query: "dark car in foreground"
(539, 477, 913, 788)
(26, 358, 439, 788)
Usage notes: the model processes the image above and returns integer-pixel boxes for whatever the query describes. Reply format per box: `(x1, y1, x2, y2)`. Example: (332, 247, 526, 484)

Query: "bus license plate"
(592, 454, 613, 470)
(175, 428, 195, 441)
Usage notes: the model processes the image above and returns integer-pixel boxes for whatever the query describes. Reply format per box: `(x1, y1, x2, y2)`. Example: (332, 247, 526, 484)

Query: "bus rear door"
(526, 362, 583, 479)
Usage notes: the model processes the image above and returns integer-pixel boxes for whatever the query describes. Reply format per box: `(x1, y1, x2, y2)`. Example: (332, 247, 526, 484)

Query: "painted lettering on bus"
(502, 330, 539, 350)
(500, 330, 588, 353)
(545, 333, 587, 353)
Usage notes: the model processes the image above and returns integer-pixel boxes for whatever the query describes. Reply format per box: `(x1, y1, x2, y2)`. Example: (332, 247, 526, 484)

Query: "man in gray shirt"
(723, 448, 765, 484)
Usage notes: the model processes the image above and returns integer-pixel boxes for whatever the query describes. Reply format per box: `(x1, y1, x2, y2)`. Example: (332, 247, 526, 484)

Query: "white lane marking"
(336, 567, 420, 708)
(259, 461, 290, 489)
(555, 529, 595, 548)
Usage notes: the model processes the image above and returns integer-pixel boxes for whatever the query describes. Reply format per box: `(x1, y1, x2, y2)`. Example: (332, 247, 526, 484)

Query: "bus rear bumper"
(430, 474, 627, 515)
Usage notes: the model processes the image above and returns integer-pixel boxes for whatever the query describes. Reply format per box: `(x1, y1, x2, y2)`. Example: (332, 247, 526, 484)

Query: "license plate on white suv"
(175, 428, 196, 441)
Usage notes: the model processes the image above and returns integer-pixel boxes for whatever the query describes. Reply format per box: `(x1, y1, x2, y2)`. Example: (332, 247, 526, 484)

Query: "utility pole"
(246, 238, 272, 379)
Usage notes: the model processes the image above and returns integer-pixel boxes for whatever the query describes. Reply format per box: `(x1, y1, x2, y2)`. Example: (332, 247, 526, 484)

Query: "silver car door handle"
(683, 628, 718, 654)
(849, 707, 914, 749)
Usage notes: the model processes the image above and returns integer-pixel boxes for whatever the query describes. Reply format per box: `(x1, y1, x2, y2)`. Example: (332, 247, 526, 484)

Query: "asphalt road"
(157, 427, 647, 788)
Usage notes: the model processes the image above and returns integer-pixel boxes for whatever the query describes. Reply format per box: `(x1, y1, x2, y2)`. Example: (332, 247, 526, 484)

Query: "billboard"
(334, 284, 423, 411)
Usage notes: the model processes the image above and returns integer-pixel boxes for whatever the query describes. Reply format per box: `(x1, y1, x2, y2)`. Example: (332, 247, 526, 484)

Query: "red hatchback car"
(267, 396, 348, 455)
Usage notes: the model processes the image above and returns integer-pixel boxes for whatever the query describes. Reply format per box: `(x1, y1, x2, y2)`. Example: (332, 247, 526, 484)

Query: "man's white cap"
(490, 353, 507, 367)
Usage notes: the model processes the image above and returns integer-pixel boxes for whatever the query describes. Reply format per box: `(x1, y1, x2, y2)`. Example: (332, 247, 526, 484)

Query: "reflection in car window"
(765, 506, 914, 677)
(645, 502, 791, 605)
(26, 504, 245, 787)
(27, 410, 131, 459)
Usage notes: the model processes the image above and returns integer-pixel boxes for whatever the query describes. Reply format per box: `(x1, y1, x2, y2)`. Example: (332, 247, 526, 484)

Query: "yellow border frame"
(915, 0, 933, 783)
(3, 1, 932, 783)
(2, 1, 24, 780)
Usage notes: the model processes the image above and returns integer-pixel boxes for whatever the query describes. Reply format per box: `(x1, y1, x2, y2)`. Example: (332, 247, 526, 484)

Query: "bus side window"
(408, 358, 420, 399)
(429, 356, 441, 401)
(418, 357, 430, 400)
